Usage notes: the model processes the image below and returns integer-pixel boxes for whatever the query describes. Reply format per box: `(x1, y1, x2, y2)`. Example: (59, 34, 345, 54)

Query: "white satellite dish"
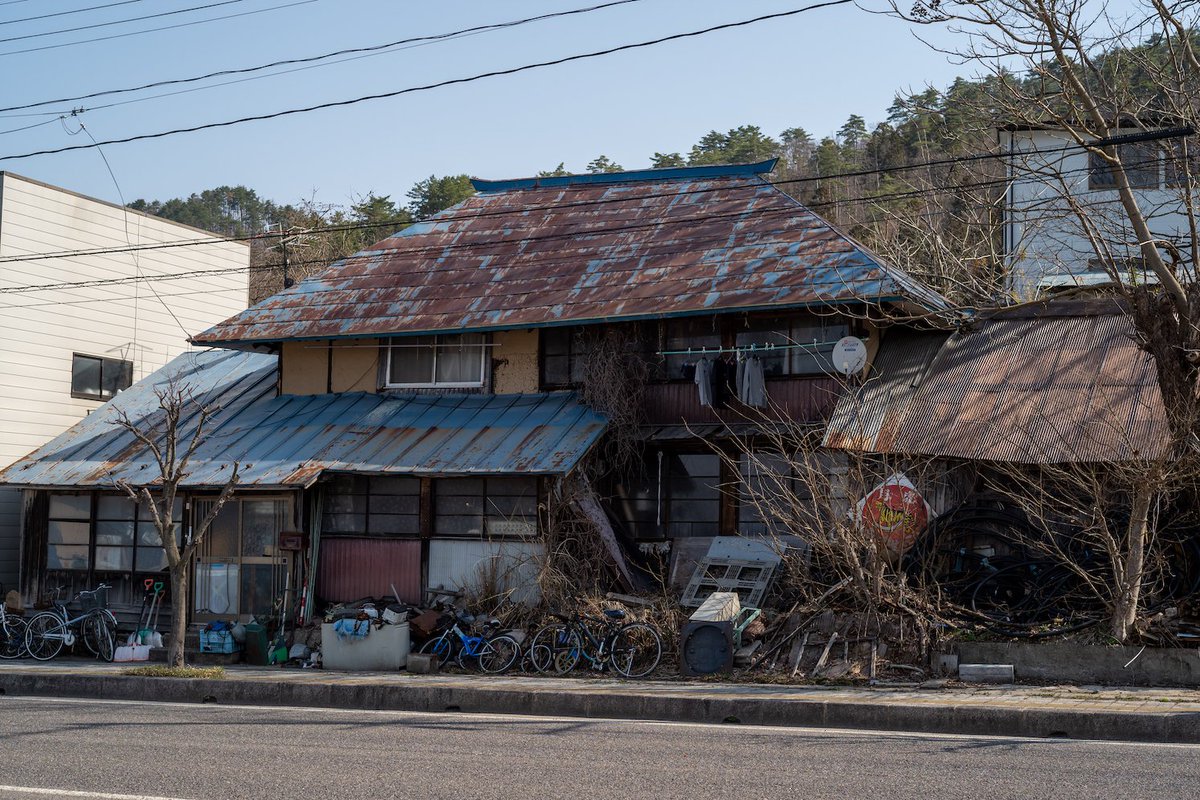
(831, 336, 867, 376)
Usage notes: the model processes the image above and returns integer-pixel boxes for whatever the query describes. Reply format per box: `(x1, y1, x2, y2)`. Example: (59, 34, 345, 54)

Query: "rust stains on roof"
(192, 161, 948, 347)
(0, 349, 608, 489)
(823, 299, 1169, 464)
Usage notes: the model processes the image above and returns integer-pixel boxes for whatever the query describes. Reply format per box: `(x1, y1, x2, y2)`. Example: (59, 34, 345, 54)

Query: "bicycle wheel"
(24, 612, 67, 661)
(1, 615, 27, 659)
(87, 614, 115, 663)
(609, 622, 662, 678)
(479, 635, 521, 674)
(526, 623, 567, 673)
(529, 623, 582, 674)
(419, 634, 456, 667)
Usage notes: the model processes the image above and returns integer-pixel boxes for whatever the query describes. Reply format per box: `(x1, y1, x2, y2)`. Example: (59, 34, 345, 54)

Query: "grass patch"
(122, 665, 225, 679)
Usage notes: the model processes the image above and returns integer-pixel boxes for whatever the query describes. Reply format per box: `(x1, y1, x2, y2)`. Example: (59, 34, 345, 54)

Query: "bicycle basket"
(78, 586, 108, 612)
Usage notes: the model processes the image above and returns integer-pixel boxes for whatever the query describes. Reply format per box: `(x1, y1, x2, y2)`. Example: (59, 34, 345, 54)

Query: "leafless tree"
(885, 0, 1200, 642)
(113, 376, 239, 667)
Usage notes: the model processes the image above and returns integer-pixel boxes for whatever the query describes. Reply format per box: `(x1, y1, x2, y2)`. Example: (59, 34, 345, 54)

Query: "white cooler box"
(321, 621, 409, 671)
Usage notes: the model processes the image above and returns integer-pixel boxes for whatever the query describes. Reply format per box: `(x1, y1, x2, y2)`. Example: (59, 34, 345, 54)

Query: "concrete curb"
(2, 671, 1199, 744)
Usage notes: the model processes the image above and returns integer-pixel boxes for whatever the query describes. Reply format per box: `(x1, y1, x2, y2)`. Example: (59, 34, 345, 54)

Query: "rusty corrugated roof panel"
(823, 299, 1169, 464)
(192, 161, 948, 347)
(0, 350, 608, 489)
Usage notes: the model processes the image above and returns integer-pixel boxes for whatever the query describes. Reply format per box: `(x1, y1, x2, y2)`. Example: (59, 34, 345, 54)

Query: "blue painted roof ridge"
(470, 159, 779, 193)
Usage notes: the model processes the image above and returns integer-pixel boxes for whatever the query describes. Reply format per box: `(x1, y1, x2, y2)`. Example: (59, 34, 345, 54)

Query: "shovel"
(129, 579, 154, 647)
(148, 583, 165, 649)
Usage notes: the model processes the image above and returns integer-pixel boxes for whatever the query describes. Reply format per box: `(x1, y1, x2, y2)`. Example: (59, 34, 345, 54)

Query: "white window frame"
(384, 334, 488, 389)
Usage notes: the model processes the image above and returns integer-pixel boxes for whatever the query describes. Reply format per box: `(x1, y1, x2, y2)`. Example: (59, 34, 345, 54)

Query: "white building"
(0, 172, 249, 594)
(999, 126, 1192, 297)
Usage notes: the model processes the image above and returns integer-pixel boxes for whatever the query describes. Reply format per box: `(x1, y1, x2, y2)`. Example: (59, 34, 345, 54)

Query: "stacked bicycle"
(418, 609, 522, 673)
(1, 601, 25, 659)
(24, 583, 118, 662)
(526, 608, 662, 678)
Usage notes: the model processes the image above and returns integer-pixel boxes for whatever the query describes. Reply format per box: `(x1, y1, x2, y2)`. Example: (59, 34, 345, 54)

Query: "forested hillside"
(132, 73, 1011, 304)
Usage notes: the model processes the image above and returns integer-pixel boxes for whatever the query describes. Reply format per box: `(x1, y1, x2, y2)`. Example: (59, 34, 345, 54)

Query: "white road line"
(7, 694, 1200, 750)
(0, 786, 194, 800)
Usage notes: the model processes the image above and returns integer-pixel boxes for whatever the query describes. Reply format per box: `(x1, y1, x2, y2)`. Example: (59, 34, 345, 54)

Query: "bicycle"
(418, 610, 521, 673)
(528, 609, 662, 679)
(24, 584, 118, 662)
(1, 606, 26, 659)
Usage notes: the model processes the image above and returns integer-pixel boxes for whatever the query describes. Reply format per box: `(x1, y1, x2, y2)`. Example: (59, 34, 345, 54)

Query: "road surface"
(0, 697, 1195, 799)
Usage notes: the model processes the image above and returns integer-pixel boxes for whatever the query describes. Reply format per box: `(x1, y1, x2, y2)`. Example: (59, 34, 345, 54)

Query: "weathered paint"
(823, 300, 1169, 464)
(192, 163, 948, 347)
(0, 349, 608, 489)
(317, 537, 422, 603)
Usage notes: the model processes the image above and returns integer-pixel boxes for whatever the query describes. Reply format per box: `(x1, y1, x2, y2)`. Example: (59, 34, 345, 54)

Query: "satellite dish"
(831, 336, 867, 376)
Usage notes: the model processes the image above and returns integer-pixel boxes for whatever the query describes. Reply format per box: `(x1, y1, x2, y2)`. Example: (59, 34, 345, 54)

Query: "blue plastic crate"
(199, 629, 239, 654)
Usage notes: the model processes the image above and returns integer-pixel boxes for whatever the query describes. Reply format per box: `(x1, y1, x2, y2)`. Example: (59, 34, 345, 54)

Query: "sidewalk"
(3, 660, 1200, 743)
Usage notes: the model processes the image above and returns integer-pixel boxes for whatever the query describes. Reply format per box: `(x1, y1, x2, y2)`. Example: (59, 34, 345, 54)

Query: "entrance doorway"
(193, 496, 293, 622)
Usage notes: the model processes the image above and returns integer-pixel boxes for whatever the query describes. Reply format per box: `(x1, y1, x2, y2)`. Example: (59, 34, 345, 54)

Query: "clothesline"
(656, 338, 853, 357)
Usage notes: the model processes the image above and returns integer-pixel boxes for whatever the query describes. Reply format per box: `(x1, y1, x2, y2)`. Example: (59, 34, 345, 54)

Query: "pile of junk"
(198, 588, 477, 672)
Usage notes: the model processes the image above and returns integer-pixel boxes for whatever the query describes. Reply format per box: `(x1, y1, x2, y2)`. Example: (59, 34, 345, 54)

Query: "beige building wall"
(493, 329, 539, 393)
(279, 341, 330, 395)
(331, 340, 378, 392)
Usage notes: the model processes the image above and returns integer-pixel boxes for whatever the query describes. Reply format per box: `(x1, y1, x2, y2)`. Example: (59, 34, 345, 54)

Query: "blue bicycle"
(418, 610, 521, 673)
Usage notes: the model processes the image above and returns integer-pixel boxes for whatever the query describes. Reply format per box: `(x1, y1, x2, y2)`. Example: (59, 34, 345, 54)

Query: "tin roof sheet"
(0, 349, 607, 489)
(192, 161, 948, 346)
(823, 299, 1169, 464)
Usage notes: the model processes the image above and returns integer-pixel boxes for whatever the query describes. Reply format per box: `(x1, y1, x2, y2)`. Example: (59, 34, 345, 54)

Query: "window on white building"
(71, 354, 132, 401)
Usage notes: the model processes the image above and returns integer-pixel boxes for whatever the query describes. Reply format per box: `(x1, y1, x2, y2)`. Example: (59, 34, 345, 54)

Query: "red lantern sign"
(856, 473, 930, 556)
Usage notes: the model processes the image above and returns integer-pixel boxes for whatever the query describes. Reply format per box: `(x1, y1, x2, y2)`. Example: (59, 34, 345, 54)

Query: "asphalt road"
(0, 697, 1197, 800)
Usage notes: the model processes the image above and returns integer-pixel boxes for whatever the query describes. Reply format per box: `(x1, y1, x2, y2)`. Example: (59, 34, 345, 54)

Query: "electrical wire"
(0, 0, 316, 58)
(0, 0, 647, 115)
(0, 158, 1159, 300)
(0, 142, 1170, 270)
(0, 0, 854, 158)
(0, 0, 148, 27)
(0, 0, 245, 44)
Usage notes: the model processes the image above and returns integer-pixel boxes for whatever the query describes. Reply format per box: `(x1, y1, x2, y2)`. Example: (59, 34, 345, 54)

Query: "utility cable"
(0, 153, 1158, 298)
(0, 0, 646, 115)
(0, 0, 853, 159)
(0, 0, 148, 27)
(0, 0, 315, 57)
(0, 140, 1171, 268)
(0, 0, 244, 44)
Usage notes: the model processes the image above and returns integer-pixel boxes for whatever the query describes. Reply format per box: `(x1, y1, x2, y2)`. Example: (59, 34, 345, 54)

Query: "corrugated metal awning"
(822, 299, 1170, 464)
(0, 349, 608, 489)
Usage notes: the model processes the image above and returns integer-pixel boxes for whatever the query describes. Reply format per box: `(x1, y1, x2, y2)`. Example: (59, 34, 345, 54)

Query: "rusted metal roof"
(192, 160, 948, 347)
(823, 299, 1169, 464)
(0, 349, 608, 489)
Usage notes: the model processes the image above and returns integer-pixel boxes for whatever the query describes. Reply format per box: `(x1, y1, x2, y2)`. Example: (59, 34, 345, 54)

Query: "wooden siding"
(642, 376, 843, 425)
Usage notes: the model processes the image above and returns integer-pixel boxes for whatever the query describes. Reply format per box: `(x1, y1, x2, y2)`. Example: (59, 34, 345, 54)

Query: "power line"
(0, 152, 1160, 296)
(0, 0, 244, 44)
(0, 0, 148, 27)
(0, 131, 1180, 266)
(0, 0, 854, 159)
(0, 0, 646, 115)
(0, 0, 315, 57)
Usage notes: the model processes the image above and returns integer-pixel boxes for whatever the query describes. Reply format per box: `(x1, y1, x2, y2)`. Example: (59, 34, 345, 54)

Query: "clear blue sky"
(0, 0, 974, 210)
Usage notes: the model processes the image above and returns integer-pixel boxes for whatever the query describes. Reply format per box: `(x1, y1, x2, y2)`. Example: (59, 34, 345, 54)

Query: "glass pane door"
(193, 497, 293, 622)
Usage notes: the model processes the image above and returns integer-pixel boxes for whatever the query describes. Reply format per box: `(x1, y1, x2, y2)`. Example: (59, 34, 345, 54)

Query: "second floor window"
(71, 353, 132, 401)
(1088, 141, 1162, 190)
(385, 334, 486, 388)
